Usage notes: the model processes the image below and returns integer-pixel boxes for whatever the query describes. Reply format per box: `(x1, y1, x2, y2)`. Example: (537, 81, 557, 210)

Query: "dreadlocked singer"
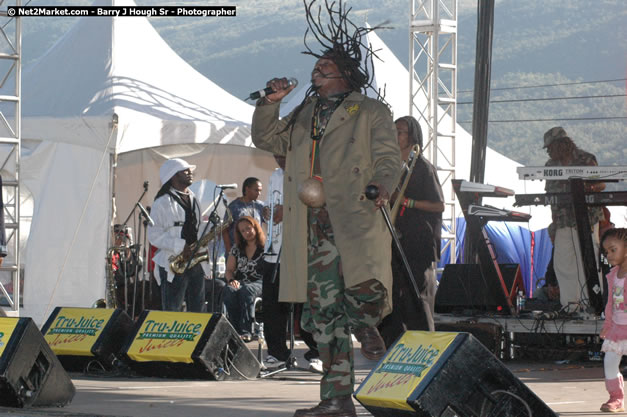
(251, 1, 401, 416)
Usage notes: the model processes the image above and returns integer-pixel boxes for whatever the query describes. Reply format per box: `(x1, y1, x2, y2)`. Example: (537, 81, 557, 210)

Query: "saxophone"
(169, 207, 233, 274)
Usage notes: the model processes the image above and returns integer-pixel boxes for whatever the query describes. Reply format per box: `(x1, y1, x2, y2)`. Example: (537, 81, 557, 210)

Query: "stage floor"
(0, 340, 612, 417)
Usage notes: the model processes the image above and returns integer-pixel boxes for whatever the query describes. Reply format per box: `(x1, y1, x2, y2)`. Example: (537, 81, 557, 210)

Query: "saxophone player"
(378, 116, 445, 348)
(147, 158, 208, 312)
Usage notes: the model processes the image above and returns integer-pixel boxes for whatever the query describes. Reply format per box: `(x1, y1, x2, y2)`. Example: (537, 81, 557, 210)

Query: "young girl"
(600, 228, 627, 412)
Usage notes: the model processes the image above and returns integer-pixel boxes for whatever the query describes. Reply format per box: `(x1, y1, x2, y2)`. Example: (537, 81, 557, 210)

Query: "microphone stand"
(182, 187, 226, 313)
(120, 249, 128, 314)
(260, 246, 320, 378)
(131, 208, 150, 320)
(131, 212, 143, 320)
(208, 230, 222, 314)
(140, 214, 150, 312)
(120, 186, 149, 235)
(364, 185, 423, 306)
(119, 184, 150, 316)
(207, 191, 227, 313)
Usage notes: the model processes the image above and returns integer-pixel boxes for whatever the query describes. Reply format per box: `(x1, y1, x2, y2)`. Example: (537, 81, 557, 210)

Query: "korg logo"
(543, 168, 563, 177)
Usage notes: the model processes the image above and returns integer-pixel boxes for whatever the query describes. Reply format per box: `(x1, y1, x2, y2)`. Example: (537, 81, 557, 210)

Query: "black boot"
(353, 326, 386, 361)
(293, 395, 357, 417)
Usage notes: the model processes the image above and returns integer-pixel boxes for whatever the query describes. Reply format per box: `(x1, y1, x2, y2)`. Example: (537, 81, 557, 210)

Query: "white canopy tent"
(282, 29, 552, 231)
(16, 0, 275, 325)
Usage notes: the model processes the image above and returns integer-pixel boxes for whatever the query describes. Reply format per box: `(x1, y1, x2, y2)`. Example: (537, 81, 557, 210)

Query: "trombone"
(389, 144, 421, 224)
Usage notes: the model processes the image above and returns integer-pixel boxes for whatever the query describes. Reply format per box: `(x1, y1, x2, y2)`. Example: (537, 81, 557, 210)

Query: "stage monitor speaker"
(435, 322, 503, 357)
(0, 317, 75, 408)
(122, 311, 260, 380)
(435, 263, 523, 314)
(355, 331, 556, 417)
(41, 307, 134, 372)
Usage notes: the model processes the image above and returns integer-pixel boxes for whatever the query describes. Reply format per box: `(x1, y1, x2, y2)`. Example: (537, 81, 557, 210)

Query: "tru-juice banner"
(0, 317, 19, 358)
(126, 311, 212, 363)
(356, 331, 458, 411)
(43, 308, 115, 356)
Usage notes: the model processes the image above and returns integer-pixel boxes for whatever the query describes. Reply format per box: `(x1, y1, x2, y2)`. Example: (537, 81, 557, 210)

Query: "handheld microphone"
(217, 184, 238, 190)
(248, 77, 298, 100)
(137, 202, 155, 226)
(143, 180, 149, 192)
(364, 184, 380, 200)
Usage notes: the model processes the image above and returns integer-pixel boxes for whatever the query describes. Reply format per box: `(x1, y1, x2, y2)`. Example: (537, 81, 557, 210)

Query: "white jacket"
(147, 188, 210, 284)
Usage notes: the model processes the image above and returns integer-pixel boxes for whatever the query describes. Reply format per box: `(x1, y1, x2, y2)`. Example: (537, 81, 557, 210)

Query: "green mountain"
(18, 0, 627, 167)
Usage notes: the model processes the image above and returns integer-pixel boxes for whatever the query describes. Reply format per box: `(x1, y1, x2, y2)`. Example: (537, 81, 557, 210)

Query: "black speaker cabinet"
(435, 263, 523, 314)
(355, 331, 556, 417)
(435, 322, 503, 357)
(122, 311, 260, 380)
(41, 307, 134, 372)
(0, 317, 75, 407)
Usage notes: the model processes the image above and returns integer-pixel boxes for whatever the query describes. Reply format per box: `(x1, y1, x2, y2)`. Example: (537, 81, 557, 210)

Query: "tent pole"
(107, 115, 119, 308)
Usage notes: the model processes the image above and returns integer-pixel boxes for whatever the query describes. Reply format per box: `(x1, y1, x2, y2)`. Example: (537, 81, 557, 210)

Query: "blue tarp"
(439, 217, 553, 296)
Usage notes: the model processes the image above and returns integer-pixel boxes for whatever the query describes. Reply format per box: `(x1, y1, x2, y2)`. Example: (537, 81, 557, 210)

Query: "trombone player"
(147, 158, 207, 312)
(378, 116, 445, 348)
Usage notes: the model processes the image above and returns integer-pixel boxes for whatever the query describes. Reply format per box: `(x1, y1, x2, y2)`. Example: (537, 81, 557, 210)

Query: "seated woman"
(222, 216, 267, 341)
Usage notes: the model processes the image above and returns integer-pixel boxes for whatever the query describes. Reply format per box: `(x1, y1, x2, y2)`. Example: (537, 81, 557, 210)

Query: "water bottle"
(516, 291, 525, 314)
(217, 256, 226, 278)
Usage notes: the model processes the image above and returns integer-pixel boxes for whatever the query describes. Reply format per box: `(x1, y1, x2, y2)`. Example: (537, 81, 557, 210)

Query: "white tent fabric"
(113, 144, 275, 229)
(22, 0, 254, 150)
(17, 0, 267, 325)
(281, 29, 552, 231)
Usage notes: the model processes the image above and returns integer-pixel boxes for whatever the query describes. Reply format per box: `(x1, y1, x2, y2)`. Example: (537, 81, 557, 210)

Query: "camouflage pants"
(301, 207, 386, 400)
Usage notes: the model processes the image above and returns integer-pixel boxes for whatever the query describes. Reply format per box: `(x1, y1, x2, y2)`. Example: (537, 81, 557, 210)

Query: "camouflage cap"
(543, 126, 568, 148)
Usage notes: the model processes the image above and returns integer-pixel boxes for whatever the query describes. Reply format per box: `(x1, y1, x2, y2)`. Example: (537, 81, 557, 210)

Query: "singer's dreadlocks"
(284, 0, 388, 134)
(303, 0, 379, 94)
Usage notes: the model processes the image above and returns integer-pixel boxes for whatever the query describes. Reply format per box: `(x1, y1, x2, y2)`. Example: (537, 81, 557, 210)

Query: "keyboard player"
(543, 126, 605, 313)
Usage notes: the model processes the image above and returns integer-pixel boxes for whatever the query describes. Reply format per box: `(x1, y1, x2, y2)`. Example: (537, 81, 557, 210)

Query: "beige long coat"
(251, 92, 401, 315)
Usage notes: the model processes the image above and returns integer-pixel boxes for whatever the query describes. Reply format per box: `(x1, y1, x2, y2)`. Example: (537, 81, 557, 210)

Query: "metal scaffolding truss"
(0, 1, 21, 316)
(409, 0, 457, 264)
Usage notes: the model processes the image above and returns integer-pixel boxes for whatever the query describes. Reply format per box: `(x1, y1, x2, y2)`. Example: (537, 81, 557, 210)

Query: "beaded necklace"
(309, 92, 350, 177)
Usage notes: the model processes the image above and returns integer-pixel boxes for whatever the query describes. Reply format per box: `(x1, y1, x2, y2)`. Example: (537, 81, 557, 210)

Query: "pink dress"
(601, 266, 627, 355)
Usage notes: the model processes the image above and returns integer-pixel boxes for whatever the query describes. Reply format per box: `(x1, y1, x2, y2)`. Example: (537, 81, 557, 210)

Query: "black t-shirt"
(229, 246, 266, 283)
(395, 156, 444, 264)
